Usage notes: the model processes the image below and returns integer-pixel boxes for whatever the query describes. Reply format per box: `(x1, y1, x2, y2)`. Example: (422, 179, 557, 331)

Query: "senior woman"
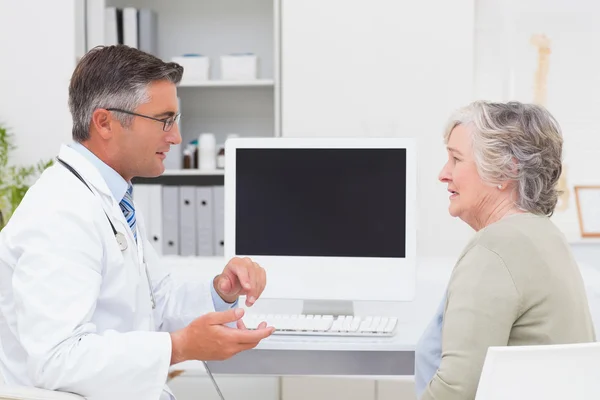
(415, 101, 595, 400)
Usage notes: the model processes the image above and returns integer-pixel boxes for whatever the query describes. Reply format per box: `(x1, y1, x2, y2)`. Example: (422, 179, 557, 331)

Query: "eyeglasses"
(106, 108, 181, 132)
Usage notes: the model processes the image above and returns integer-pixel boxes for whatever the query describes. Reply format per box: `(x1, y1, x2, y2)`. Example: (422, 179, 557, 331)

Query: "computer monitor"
(224, 137, 416, 313)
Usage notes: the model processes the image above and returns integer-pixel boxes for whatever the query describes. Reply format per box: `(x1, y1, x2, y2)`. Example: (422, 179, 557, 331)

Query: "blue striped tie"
(120, 185, 137, 241)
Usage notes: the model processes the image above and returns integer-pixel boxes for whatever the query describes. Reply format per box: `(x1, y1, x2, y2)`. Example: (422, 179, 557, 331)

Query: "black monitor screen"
(235, 148, 407, 258)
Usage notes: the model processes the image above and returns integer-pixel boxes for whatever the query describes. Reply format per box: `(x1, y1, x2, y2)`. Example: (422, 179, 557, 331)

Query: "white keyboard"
(243, 314, 398, 337)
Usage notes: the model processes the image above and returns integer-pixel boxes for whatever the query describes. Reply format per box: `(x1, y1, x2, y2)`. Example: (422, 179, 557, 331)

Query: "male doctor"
(0, 45, 274, 399)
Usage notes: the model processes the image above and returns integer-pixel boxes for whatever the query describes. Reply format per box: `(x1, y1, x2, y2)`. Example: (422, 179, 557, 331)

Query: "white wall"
(2, 0, 597, 255)
(0, 0, 597, 251)
(281, 0, 476, 258)
(475, 0, 600, 242)
(0, 0, 75, 169)
(281, 0, 600, 258)
(0, 1, 599, 399)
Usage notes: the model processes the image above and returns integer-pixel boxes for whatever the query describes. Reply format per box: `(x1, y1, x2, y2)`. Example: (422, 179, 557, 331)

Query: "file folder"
(132, 183, 152, 240)
(123, 7, 138, 48)
(179, 186, 197, 256)
(147, 184, 164, 255)
(86, 0, 106, 50)
(134, 184, 165, 255)
(104, 7, 119, 46)
(212, 185, 225, 256)
(75, 0, 87, 60)
(138, 9, 158, 56)
(162, 186, 180, 255)
(196, 187, 214, 256)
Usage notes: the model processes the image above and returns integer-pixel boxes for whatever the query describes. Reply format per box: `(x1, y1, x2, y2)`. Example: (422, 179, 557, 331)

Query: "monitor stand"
(301, 300, 354, 317)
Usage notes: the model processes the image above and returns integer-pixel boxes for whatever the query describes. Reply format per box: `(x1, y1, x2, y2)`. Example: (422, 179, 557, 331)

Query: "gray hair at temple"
(444, 100, 563, 216)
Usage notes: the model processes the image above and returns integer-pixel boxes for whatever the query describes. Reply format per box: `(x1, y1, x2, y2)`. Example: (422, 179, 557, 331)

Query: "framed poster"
(574, 186, 600, 238)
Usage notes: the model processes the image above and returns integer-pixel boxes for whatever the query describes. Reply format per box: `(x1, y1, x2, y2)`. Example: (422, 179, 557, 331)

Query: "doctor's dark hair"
(69, 45, 183, 142)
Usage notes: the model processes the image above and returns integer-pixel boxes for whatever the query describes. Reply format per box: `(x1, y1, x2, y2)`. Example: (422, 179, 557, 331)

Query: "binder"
(123, 7, 138, 48)
(86, 0, 106, 50)
(138, 9, 158, 56)
(75, 0, 87, 60)
(133, 184, 163, 255)
(104, 7, 118, 46)
(162, 186, 180, 255)
(196, 187, 214, 256)
(212, 185, 225, 256)
(132, 183, 152, 239)
(147, 184, 164, 255)
(179, 186, 197, 256)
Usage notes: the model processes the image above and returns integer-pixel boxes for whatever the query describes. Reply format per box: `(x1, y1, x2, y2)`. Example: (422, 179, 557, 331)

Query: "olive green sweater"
(421, 213, 596, 400)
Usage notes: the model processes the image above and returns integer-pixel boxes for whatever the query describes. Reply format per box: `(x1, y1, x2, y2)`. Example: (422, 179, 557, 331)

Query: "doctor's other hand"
(214, 256, 266, 306)
(169, 308, 274, 365)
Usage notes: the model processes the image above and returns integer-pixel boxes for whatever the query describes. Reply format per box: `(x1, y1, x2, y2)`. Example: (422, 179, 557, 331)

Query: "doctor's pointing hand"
(170, 257, 273, 365)
(215, 256, 268, 307)
(0, 45, 273, 400)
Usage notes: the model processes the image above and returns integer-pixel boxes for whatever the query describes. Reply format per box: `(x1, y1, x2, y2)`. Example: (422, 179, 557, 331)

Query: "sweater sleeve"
(420, 244, 520, 400)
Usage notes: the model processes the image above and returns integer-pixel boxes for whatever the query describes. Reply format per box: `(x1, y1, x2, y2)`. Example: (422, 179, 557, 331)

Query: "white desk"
(167, 252, 600, 376)
(173, 320, 418, 376)
(168, 257, 449, 376)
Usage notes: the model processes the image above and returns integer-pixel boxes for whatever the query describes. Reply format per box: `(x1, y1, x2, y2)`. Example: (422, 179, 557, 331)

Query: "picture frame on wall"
(574, 186, 600, 238)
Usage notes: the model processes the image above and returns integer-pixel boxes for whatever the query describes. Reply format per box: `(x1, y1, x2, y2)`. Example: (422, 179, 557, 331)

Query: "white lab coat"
(0, 145, 217, 399)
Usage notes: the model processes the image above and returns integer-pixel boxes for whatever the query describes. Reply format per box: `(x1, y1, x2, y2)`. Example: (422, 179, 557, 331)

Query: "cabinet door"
(169, 374, 279, 400)
(0, 0, 75, 167)
(282, 377, 375, 400)
(377, 377, 416, 400)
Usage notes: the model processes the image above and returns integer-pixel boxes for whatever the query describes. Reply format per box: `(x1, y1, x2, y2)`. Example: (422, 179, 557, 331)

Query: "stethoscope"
(56, 157, 129, 251)
(57, 157, 156, 309)
(58, 157, 225, 398)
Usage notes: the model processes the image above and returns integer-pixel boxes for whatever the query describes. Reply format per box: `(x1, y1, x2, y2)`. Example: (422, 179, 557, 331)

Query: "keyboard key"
(331, 317, 344, 332)
(350, 317, 361, 332)
(342, 317, 354, 332)
(242, 314, 397, 337)
(362, 316, 373, 331)
(371, 316, 381, 332)
(384, 318, 397, 333)
(376, 317, 388, 333)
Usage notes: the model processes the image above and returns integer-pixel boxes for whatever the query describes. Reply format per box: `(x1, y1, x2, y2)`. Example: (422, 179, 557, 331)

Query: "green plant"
(0, 124, 53, 229)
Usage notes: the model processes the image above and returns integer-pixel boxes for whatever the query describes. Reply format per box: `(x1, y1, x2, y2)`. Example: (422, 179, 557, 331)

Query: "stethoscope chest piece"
(116, 232, 128, 251)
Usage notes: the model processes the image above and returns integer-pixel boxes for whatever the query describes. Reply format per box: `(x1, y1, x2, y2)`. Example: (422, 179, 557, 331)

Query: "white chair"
(0, 374, 84, 400)
(475, 342, 600, 400)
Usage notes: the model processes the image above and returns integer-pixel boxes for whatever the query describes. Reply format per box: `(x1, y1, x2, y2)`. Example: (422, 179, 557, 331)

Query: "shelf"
(178, 79, 275, 88)
(162, 169, 225, 176)
(569, 238, 600, 245)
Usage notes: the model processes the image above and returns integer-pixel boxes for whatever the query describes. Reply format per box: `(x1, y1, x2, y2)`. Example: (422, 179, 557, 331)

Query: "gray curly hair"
(444, 101, 563, 216)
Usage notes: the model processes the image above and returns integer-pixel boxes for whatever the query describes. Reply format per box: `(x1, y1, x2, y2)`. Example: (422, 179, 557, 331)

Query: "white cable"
(202, 361, 225, 400)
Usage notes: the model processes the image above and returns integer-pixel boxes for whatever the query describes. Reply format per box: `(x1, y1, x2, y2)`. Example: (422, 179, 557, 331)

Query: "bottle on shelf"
(198, 133, 217, 170)
(190, 139, 199, 168)
(182, 141, 198, 169)
(182, 148, 192, 169)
